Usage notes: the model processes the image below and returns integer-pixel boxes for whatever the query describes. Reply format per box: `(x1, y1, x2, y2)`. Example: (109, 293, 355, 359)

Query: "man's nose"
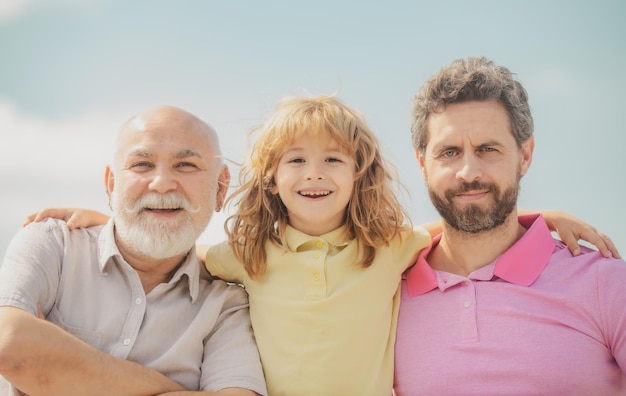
(149, 166, 178, 193)
(455, 154, 482, 183)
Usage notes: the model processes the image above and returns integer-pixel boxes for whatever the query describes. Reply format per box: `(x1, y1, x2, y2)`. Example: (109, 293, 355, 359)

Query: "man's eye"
(441, 150, 457, 158)
(176, 162, 198, 168)
(174, 162, 202, 172)
(129, 162, 153, 170)
(480, 147, 497, 153)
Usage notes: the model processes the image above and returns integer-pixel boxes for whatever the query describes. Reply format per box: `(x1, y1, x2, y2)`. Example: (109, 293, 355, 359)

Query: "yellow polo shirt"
(206, 225, 431, 396)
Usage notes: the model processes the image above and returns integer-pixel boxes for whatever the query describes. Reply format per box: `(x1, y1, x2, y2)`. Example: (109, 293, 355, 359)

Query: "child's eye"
(326, 157, 342, 163)
(288, 158, 305, 164)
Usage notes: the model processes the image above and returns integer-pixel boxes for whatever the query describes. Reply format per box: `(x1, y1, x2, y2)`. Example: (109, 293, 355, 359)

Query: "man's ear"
(519, 136, 534, 177)
(415, 149, 428, 180)
(215, 165, 231, 211)
(104, 166, 115, 202)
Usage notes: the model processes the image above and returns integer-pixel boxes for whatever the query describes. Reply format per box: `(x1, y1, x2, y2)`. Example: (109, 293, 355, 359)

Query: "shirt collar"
(405, 213, 556, 297)
(285, 225, 351, 253)
(97, 218, 201, 302)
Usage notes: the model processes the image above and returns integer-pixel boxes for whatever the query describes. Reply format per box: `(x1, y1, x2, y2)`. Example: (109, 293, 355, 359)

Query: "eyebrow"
(174, 148, 203, 159)
(477, 140, 504, 147)
(434, 139, 504, 152)
(128, 148, 203, 159)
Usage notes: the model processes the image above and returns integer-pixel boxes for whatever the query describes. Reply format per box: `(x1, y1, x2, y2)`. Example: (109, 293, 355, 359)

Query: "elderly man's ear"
(105, 166, 115, 210)
(215, 165, 230, 212)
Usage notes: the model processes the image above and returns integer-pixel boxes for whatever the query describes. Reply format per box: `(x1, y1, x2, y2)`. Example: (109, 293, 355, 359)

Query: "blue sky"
(1, 0, 625, 259)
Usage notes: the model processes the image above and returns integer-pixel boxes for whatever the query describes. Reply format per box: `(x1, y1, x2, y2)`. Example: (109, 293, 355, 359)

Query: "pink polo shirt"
(394, 214, 626, 395)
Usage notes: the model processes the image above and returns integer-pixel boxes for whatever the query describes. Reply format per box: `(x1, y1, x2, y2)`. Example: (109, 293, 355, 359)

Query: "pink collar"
(405, 214, 556, 297)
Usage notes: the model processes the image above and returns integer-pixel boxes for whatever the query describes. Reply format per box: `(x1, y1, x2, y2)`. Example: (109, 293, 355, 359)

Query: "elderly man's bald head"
(114, 105, 222, 168)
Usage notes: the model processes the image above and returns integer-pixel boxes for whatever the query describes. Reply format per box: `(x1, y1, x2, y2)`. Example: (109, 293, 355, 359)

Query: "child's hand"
(542, 210, 619, 259)
(23, 208, 110, 230)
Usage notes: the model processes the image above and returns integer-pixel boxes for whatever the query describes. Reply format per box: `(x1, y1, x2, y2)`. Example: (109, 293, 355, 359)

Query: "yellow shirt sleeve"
(396, 225, 432, 272)
(205, 240, 247, 284)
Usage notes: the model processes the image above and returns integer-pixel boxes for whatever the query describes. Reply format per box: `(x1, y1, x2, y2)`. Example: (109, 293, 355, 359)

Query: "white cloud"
(0, 0, 100, 22)
(0, 98, 119, 176)
(0, 0, 30, 21)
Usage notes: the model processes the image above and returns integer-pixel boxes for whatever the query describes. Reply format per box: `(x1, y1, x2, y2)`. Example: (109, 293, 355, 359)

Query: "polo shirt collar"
(285, 225, 351, 252)
(405, 213, 555, 297)
(98, 218, 201, 302)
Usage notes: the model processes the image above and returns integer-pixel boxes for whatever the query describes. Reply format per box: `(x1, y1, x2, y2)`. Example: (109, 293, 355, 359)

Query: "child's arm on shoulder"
(23, 208, 110, 230)
(420, 209, 620, 259)
(524, 209, 619, 258)
(420, 221, 442, 240)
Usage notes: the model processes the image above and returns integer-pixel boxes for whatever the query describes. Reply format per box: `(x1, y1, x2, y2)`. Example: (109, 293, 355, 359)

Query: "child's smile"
(272, 135, 355, 236)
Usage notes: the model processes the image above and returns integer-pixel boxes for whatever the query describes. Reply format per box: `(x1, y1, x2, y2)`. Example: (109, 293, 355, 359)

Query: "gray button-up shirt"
(0, 218, 266, 395)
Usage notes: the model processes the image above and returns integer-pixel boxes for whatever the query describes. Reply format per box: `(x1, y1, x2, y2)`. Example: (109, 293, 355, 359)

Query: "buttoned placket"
(302, 239, 329, 300)
(459, 280, 478, 342)
(108, 261, 148, 359)
(438, 272, 479, 343)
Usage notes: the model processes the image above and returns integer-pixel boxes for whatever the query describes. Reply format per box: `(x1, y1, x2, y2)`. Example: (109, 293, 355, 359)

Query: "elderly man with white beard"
(0, 106, 267, 396)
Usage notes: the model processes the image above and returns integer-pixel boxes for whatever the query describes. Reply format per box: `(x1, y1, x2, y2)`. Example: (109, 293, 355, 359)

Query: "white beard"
(111, 190, 211, 260)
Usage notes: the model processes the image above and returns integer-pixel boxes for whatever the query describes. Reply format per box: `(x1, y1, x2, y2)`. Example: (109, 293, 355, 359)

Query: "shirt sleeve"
(396, 226, 432, 272)
(0, 219, 67, 316)
(198, 282, 267, 395)
(597, 256, 626, 372)
(205, 240, 246, 284)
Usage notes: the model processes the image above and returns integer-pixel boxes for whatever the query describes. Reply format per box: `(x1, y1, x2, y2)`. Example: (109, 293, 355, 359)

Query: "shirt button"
(313, 273, 320, 281)
(313, 252, 320, 259)
(135, 298, 142, 305)
(316, 241, 324, 248)
(123, 338, 131, 346)
(463, 301, 471, 308)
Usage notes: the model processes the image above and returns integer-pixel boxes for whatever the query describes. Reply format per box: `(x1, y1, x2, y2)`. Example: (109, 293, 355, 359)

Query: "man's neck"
(429, 212, 527, 277)
(117, 242, 190, 294)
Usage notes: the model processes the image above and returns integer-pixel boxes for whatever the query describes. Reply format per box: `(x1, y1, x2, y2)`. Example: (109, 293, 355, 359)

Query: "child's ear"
(267, 176, 278, 195)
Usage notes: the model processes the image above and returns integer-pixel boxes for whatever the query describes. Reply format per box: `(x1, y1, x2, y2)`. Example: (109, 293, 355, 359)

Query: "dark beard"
(429, 179, 519, 233)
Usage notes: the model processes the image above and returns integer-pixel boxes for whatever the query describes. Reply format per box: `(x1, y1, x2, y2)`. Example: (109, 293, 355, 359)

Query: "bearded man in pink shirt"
(394, 56, 626, 395)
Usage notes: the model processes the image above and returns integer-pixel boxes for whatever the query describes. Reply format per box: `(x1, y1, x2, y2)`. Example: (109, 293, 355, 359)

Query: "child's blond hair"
(225, 94, 409, 278)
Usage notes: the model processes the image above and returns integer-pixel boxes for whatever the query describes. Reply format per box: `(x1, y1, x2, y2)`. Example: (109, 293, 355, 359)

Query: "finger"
(66, 213, 82, 231)
(601, 235, 620, 259)
(559, 232, 581, 256)
(32, 210, 54, 223)
(22, 212, 38, 227)
(33, 212, 47, 222)
(577, 229, 610, 258)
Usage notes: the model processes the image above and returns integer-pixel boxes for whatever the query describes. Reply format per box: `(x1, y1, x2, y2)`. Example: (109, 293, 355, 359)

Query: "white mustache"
(129, 192, 201, 215)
